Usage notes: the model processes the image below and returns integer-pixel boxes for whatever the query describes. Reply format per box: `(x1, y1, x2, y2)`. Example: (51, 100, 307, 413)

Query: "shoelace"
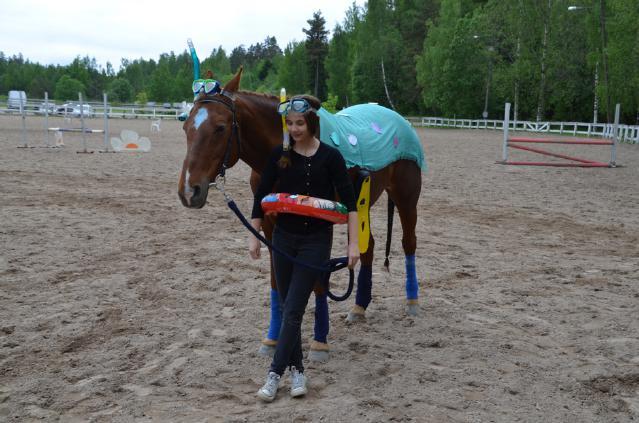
(265, 374, 280, 390)
(291, 370, 305, 387)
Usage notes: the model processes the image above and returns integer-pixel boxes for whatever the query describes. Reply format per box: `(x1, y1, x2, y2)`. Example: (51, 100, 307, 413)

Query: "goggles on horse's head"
(278, 98, 315, 116)
(192, 79, 221, 95)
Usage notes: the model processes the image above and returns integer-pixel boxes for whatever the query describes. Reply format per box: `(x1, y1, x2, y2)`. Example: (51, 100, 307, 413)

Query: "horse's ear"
(224, 66, 243, 92)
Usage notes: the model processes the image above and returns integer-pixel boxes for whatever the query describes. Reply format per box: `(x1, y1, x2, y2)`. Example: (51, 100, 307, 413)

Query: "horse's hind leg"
(388, 162, 422, 316)
(347, 170, 386, 323)
(346, 235, 375, 322)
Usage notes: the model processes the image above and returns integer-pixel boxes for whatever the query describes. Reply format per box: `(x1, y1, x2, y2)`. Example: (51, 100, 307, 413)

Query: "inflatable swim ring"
(261, 193, 348, 224)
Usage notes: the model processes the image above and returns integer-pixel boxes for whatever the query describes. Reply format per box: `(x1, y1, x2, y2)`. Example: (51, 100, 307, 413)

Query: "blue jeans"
(269, 225, 332, 375)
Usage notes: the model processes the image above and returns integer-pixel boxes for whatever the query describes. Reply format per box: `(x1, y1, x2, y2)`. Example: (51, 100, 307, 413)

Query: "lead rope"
(210, 176, 354, 301)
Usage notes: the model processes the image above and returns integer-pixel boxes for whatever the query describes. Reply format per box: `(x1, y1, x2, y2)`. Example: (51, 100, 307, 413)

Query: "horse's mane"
(236, 91, 279, 114)
(237, 90, 278, 104)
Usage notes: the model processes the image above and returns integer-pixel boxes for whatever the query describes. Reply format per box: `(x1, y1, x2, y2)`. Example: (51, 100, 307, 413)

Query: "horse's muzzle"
(179, 180, 209, 208)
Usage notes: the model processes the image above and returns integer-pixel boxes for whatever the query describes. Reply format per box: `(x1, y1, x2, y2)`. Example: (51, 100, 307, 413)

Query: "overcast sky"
(0, 0, 363, 70)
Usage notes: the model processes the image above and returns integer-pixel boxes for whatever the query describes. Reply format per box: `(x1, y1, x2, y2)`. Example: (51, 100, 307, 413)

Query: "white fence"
(0, 99, 185, 120)
(3, 97, 638, 145)
(406, 116, 639, 144)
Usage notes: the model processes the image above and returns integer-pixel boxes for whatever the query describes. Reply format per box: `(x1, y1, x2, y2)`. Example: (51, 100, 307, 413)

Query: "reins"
(197, 92, 354, 301)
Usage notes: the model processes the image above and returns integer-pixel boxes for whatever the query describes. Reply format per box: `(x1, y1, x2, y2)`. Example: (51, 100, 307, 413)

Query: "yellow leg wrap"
(357, 175, 371, 254)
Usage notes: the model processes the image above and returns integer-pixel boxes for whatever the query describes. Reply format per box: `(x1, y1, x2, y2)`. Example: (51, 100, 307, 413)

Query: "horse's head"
(178, 68, 243, 208)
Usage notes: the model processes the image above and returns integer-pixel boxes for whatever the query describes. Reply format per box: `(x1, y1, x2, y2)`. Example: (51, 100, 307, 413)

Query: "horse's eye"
(215, 124, 226, 134)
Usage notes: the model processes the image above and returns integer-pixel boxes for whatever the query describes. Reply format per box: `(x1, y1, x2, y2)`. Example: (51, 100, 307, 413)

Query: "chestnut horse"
(178, 69, 424, 360)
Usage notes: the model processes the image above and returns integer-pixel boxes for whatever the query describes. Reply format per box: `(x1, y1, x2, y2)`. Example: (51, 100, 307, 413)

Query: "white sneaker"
(289, 367, 307, 397)
(257, 372, 280, 402)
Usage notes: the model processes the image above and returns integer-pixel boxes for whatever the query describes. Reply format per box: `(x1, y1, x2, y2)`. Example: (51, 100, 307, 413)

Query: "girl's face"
(285, 111, 311, 141)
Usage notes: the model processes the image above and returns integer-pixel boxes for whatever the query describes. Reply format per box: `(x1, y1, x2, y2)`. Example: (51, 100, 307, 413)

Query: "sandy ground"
(1, 114, 638, 422)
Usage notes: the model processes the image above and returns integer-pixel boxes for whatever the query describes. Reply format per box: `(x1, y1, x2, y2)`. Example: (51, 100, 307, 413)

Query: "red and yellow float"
(261, 193, 348, 224)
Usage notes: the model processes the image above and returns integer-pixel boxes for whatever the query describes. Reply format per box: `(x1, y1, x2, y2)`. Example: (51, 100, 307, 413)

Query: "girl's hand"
(347, 242, 360, 269)
(249, 236, 261, 259)
(249, 218, 263, 259)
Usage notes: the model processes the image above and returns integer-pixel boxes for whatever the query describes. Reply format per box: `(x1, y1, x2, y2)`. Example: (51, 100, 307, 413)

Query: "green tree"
(416, 0, 487, 117)
(303, 11, 330, 100)
(278, 41, 310, 95)
(54, 75, 85, 101)
(108, 78, 134, 103)
(326, 23, 355, 109)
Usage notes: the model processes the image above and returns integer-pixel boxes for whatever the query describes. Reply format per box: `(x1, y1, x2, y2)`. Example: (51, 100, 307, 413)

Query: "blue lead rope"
(226, 200, 354, 301)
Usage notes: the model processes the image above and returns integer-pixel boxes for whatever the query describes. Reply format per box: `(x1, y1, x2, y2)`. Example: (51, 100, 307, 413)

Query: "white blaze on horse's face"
(193, 108, 208, 130)
(182, 169, 194, 204)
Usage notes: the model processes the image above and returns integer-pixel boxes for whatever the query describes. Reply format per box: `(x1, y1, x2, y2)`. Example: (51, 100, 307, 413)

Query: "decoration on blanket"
(393, 136, 399, 148)
(330, 131, 340, 146)
(371, 122, 383, 134)
(348, 134, 358, 146)
(261, 193, 348, 224)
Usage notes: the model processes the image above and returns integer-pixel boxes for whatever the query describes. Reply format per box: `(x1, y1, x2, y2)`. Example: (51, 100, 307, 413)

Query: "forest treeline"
(1, 0, 637, 123)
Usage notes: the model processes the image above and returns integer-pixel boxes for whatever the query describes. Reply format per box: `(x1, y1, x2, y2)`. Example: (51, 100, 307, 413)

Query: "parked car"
(56, 103, 94, 117)
(38, 102, 57, 114)
(7, 90, 27, 109)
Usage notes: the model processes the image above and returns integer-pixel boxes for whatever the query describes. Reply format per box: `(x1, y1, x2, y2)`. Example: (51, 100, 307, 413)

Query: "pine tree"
(303, 11, 329, 100)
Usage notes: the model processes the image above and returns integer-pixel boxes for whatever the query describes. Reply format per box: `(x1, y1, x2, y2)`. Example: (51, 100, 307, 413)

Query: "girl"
(249, 95, 359, 402)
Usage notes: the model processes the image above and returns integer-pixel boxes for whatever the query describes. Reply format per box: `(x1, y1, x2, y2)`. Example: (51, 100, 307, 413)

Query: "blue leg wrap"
(405, 255, 418, 300)
(266, 289, 282, 340)
(355, 265, 373, 309)
(314, 293, 329, 344)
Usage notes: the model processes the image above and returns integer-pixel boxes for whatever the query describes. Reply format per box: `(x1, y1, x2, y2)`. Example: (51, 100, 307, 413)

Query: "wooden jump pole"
(98, 92, 114, 153)
(44, 92, 51, 147)
(77, 92, 94, 154)
(611, 103, 620, 167)
(502, 102, 510, 162)
(16, 96, 30, 148)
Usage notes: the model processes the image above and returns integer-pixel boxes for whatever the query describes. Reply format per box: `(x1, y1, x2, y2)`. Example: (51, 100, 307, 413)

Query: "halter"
(192, 90, 241, 183)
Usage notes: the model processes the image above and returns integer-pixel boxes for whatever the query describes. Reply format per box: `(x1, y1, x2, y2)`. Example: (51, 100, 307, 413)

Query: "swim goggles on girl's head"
(277, 98, 315, 115)
(192, 79, 221, 95)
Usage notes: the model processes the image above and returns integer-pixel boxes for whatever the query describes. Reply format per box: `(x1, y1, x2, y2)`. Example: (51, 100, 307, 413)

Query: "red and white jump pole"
(499, 102, 620, 167)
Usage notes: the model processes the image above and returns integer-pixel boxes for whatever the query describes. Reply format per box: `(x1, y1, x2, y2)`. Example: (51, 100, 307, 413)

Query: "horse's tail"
(383, 196, 395, 269)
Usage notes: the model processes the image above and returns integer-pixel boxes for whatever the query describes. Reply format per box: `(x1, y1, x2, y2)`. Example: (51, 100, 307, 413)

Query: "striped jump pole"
(498, 102, 620, 168)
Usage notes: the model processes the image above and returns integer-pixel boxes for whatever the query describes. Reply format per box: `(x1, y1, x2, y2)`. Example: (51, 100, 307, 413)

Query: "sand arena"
(1, 114, 638, 421)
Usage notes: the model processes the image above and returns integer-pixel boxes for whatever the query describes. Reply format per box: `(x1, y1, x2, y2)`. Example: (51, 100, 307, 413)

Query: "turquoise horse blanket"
(318, 104, 426, 172)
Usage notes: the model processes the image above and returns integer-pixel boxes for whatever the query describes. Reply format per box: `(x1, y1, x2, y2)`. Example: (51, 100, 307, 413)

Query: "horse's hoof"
(346, 305, 366, 323)
(309, 349, 329, 362)
(407, 300, 419, 316)
(258, 339, 277, 357)
(309, 341, 329, 362)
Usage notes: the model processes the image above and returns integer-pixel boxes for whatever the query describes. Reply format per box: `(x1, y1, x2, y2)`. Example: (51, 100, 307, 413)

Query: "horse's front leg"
(309, 285, 329, 362)
(258, 217, 281, 357)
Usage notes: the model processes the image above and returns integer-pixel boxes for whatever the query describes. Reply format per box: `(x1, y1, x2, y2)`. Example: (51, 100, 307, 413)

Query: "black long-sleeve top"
(251, 142, 357, 234)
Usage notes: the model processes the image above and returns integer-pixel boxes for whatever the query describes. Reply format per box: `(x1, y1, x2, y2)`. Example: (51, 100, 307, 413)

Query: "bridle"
(192, 90, 241, 185)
